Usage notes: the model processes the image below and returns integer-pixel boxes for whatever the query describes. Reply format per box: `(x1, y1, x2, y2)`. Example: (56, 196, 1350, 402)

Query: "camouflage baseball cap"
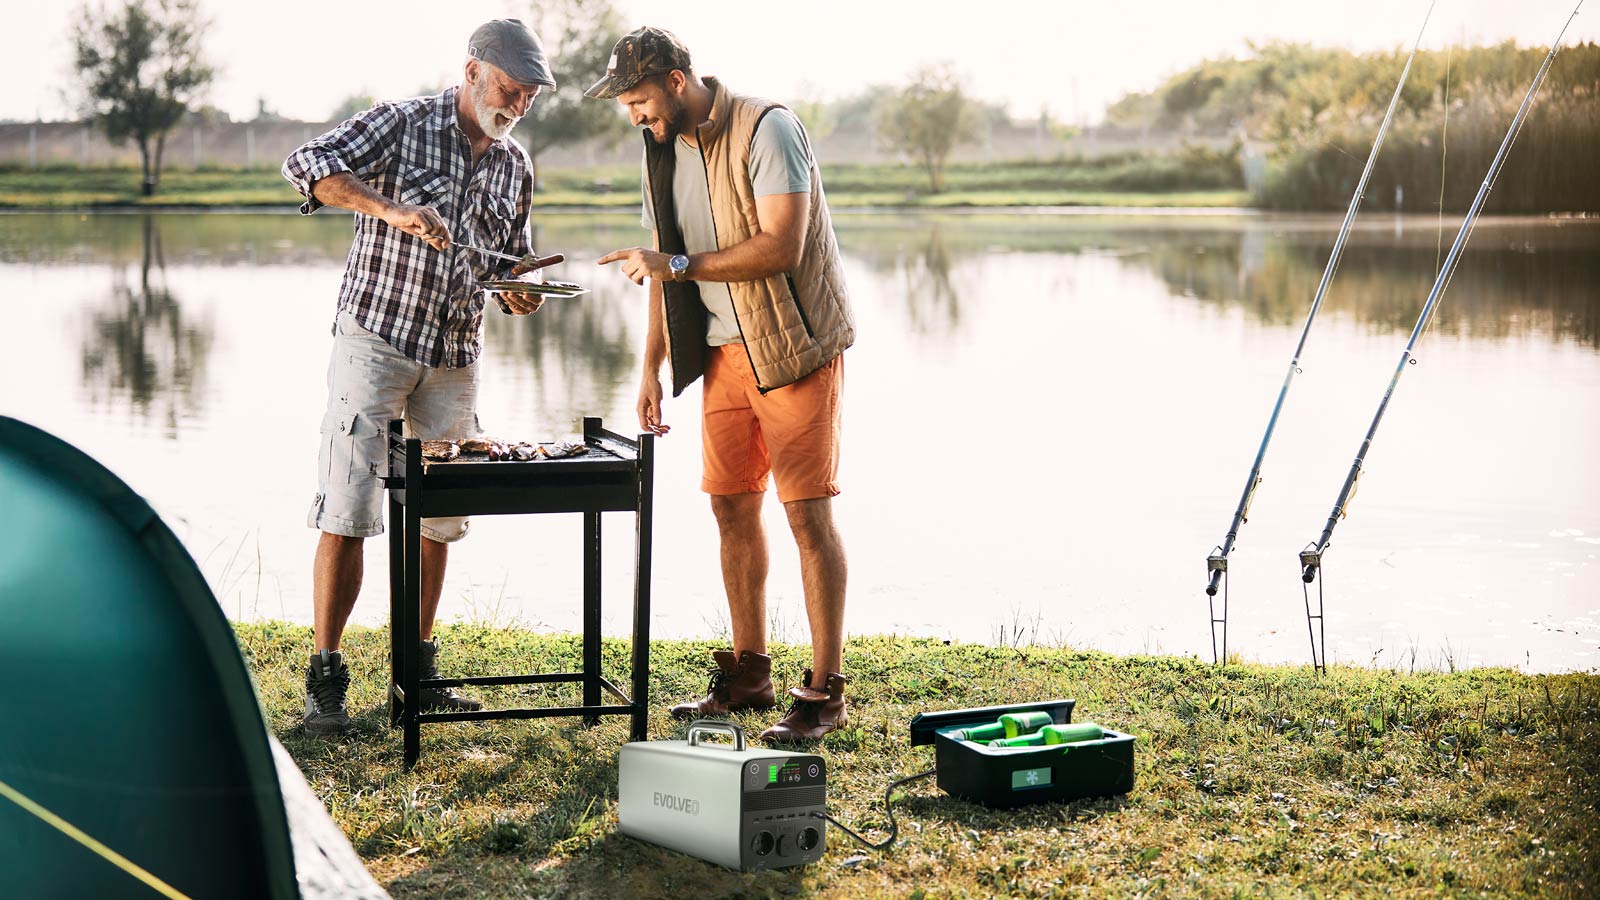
(583, 26, 692, 99)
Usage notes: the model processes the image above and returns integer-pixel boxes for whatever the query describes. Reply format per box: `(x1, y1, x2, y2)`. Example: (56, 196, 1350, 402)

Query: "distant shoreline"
(8, 163, 1594, 215)
(0, 163, 1254, 212)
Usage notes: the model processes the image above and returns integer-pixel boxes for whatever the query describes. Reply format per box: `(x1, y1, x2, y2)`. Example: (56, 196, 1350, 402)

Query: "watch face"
(670, 255, 689, 273)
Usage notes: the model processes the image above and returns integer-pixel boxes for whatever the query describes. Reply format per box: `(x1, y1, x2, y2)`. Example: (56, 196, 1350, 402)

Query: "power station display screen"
(743, 757, 825, 791)
(1012, 767, 1053, 790)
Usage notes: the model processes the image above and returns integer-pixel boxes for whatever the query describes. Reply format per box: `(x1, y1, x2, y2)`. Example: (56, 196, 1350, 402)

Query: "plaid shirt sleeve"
(281, 103, 406, 215)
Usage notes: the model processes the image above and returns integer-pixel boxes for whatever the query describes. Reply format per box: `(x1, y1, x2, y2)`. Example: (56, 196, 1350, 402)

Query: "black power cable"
(812, 768, 936, 851)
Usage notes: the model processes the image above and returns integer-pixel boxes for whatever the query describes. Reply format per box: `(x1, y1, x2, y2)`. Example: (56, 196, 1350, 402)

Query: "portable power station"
(618, 720, 827, 870)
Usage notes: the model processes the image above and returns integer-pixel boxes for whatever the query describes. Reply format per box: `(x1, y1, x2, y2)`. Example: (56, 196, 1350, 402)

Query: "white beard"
(473, 87, 520, 140)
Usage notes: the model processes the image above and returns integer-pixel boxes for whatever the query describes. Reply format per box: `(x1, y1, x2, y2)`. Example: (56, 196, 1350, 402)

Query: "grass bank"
(238, 622, 1600, 899)
(0, 164, 1248, 211)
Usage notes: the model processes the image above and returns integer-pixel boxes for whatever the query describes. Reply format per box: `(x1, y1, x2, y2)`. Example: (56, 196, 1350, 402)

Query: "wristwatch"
(668, 254, 690, 282)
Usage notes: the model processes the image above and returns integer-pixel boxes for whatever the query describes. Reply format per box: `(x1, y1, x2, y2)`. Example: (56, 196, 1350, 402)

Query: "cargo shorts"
(701, 344, 843, 504)
(306, 310, 479, 542)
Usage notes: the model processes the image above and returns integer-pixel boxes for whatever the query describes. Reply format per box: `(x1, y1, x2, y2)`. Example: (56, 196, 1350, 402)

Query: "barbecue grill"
(383, 416, 655, 766)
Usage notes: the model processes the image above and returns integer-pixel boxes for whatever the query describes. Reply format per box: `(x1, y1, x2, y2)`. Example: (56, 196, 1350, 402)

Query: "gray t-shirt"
(642, 108, 813, 346)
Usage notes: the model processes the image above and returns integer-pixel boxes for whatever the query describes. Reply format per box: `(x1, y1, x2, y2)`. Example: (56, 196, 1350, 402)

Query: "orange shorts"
(701, 344, 843, 503)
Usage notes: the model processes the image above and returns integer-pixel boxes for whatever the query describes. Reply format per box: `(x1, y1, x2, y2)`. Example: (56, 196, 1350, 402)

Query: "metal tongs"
(450, 240, 565, 272)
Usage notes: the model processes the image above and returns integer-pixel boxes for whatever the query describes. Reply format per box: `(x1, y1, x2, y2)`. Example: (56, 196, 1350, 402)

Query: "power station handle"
(686, 719, 746, 751)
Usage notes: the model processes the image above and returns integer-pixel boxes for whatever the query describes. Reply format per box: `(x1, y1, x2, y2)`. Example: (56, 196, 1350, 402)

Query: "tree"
(876, 65, 982, 194)
(72, 0, 213, 196)
(787, 97, 837, 144)
(513, 0, 631, 179)
(252, 97, 286, 122)
(787, 82, 838, 143)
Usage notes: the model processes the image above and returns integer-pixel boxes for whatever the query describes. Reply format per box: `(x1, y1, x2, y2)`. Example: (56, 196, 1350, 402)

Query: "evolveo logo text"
(653, 791, 701, 816)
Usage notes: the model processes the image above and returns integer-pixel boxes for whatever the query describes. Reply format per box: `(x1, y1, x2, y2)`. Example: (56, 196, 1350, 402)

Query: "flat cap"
(468, 18, 556, 88)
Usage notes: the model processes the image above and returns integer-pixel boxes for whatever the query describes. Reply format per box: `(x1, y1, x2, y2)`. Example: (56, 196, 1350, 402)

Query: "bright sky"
(4, 0, 1594, 124)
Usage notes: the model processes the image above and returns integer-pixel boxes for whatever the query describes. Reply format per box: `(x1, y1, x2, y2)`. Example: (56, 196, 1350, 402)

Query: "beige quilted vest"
(646, 78, 855, 394)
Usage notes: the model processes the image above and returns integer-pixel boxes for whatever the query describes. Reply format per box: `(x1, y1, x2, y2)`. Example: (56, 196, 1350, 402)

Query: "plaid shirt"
(283, 88, 533, 368)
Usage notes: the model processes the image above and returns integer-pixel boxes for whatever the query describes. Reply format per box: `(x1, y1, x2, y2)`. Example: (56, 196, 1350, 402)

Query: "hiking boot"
(669, 650, 776, 719)
(303, 650, 352, 737)
(418, 639, 482, 712)
(759, 669, 849, 745)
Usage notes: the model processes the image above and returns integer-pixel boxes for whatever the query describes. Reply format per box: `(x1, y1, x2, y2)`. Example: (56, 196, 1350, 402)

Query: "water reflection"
(1156, 222, 1600, 348)
(482, 275, 638, 432)
(26, 211, 1600, 440)
(5, 211, 1596, 670)
(899, 226, 961, 335)
(0, 211, 354, 267)
(11, 212, 1597, 349)
(840, 215, 1600, 349)
(78, 217, 215, 436)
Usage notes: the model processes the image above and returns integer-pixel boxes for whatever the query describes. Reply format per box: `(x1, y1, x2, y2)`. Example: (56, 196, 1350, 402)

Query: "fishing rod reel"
(1205, 555, 1225, 596)
(1299, 546, 1322, 584)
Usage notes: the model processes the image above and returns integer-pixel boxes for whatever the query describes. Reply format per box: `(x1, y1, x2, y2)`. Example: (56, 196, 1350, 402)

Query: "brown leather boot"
(669, 650, 776, 719)
(759, 669, 849, 744)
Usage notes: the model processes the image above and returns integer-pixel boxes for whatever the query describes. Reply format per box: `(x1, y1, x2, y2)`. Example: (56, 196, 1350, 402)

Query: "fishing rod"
(1297, 0, 1584, 674)
(1202, 1, 1437, 666)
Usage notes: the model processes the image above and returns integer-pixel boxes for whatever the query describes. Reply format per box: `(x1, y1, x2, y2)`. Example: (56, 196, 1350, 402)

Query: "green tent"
(0, 416, 388, 900)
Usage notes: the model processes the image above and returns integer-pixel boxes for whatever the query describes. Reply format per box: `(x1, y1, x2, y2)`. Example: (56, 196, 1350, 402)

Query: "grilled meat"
(421, 440, 460, 462)
(545, 440, 589, 459)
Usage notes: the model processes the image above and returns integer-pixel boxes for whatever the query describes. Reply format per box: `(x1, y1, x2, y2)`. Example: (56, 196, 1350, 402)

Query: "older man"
(281, 19, 554, 737)
(588, 28, 857, 744)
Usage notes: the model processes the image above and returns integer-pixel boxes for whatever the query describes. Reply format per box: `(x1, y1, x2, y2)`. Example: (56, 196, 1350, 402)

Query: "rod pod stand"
(1299, 546, 1327, 675)
(1206, 549, 1228, 665)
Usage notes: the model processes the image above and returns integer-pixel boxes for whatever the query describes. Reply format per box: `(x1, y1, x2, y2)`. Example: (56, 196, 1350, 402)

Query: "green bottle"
(988, 722, 1104, 748)
(951, 720, 1008, 742)
(1000, 711, 1055, 737)
(988, 732, 1048, 748)
(951, 711, 1054, 742)
(1041, 722, 1104, 744)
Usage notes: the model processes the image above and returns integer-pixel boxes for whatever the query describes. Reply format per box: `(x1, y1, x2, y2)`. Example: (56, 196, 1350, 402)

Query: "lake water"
(1, 210, 1596, 672)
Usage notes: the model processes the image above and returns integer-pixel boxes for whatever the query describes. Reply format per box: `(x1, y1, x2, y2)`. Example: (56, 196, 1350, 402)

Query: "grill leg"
(630, 435, 655, 742)
(582, 511, 602, 727)
(403, 439, 423, 767)
(388, 487, 404, 727)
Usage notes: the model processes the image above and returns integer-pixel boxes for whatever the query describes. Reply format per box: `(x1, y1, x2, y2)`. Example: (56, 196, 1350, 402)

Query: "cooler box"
(909, 699, 1135, 808)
